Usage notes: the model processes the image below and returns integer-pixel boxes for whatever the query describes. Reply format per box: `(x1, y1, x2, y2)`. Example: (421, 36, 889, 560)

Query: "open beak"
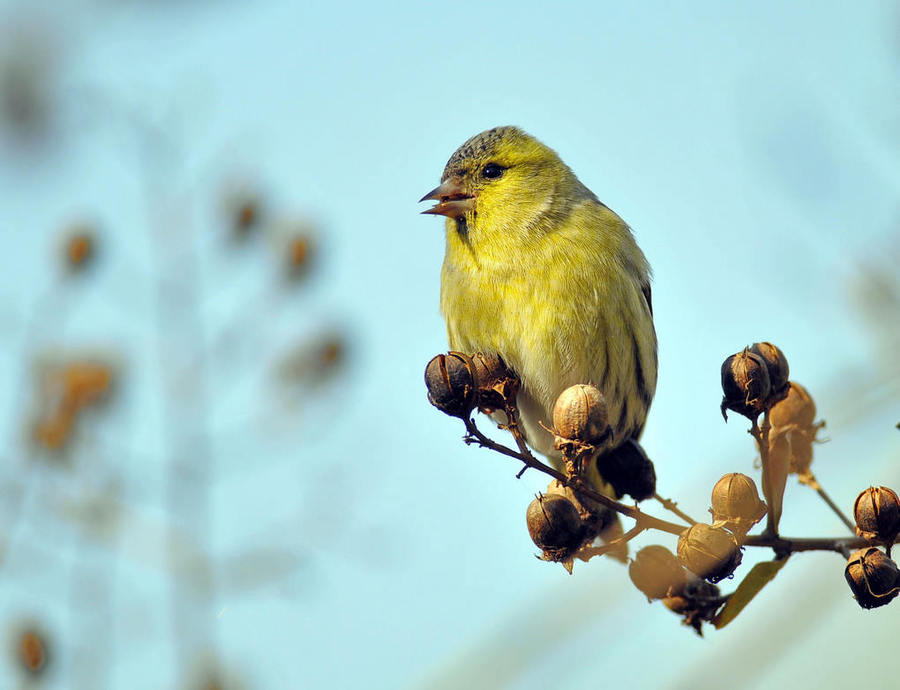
(419, 178, 475, 218)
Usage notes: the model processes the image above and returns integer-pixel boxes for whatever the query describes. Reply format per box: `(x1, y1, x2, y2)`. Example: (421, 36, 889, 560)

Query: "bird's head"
(420, 127, 580, 253)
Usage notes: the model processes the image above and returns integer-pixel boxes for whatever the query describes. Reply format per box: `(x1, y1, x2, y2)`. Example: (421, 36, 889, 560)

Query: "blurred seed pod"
(223, 187, 264, 240)
(553, 384, 609, 445)
(845, 547, 899, 610)
(677, 523, 742, 583)
(64, 227, 96, 272)
(526, 494, 585, 562)
(710, 473, 767, 538)
(285, 233, 314, 281)
(720, 349, 771, 421)
(629, 545, 688, 600)
(9, 624, 49, 677)
(662, 578, 723, 636)
(595, 438, 656, 501)
(470, 352, 518, 411)
(424, 353, 476, 418)
(854, 486, 900, 545)
(749, 342, 789, 404)
(768, 381, 816, 429)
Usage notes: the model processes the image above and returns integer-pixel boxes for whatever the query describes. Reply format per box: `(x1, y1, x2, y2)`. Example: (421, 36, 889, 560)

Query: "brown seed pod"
(749, 342, 790, 403)
(662, 578, 722, 636)
(710, 473, 767, 538)
(526, 494, 585, 561)
(845, 547, 899, 610)
(629, 545, 688, 600)
(854, 486, 900, 544)
(470, 353, 518, 410)
(553, 384, 609, 444)
(720, 349, 771, 421)
(424, 352, 476, 418)
(596, 439, 656, 501)
(677, 523, 743, 583)
(768, 381, 816, 429)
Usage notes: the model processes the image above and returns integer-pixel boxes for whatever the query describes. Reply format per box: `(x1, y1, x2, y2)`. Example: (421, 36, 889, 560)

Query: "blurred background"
(0, 1, 897, 688)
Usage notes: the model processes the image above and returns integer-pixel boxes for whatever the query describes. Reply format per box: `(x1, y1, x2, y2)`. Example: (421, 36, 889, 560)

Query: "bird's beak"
(419, 178, 475, 218)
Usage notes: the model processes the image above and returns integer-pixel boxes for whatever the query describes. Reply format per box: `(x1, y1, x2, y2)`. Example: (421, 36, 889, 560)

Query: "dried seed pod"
(710, 473, 767, 538)
(629, 545, 688, 600)
(720, 349, 771, 421)
(470, 353, 518, 410)
(768, 381, 816, 429)
(424, 352, 476, 418)
(677, 523, 742, 583)
(596, 439, 656, 501)
(526, 494, 584, 561)
(854, 487, 900, 544)
(845, 547, 899, 610)
(662, 578, 722, 636)
(749, 342, 790, 402)
(553, 384, 609, 444)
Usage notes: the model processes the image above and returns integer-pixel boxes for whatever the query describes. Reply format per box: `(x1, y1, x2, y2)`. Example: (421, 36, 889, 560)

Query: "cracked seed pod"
(854, 486, 900, 544)
(629, 545, 688, 600)
(710, 473, 767, 538)
(720, 349, 771, 421)
(677, 523, 743, 583)
(553, 384, 609, 445)
(769, 381, 816, 429)
(749, 342, 789, 403)
(526, 494, 585, 561)
(471, 352, 518, 411)
(845, 547, 899, 610)
(596, 439, 656, 501)
(424, 352, 476, 418)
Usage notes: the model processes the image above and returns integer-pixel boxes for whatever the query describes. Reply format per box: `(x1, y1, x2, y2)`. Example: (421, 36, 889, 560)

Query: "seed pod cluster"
(677, 523, 742, 583)
(425, 352, 519, 418)
(596, 439, 657, 502)
(629, 545, 688, 600)
(845, 547, 899, 610)
(710, 473, 767, 539)
(720, 348, 771, 421)
(552, 384, 610, 446)
(526, 493, 586, 563)
(854, 486, 900, 545)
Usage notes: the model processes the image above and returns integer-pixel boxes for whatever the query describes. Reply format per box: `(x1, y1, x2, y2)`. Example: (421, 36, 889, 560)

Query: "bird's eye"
(481, 163, 504, 179)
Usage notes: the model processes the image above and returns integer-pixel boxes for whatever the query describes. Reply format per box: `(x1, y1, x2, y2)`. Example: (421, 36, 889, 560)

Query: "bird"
(420, 126, 657, 482)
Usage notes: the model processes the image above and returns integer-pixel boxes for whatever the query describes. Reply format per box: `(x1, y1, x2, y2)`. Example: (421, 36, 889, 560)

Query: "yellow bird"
(421, 126, 657, 476)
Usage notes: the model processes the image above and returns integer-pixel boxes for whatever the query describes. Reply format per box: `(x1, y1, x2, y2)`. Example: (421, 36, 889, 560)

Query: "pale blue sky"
(0, 1, 897, 688)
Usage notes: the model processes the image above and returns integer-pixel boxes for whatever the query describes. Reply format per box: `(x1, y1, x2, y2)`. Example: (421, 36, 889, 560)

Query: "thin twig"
(463, 416, 687, 537)
(462, 414, 896, 557)
(801, 472, 856, 534)
(750, 413, 778, 538)
(576, 524, 646, 561)
(653, 493, 697, 526)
